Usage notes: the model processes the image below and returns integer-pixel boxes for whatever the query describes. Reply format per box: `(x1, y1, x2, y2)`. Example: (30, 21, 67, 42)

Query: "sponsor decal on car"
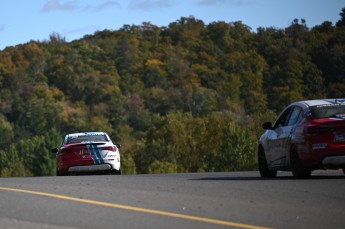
(312, 143, 327, 150)
(334, 114, 345, 120)
(87, 144, 104, 164)
(334, 133, 345, 142)
(335, 99, 345, 103)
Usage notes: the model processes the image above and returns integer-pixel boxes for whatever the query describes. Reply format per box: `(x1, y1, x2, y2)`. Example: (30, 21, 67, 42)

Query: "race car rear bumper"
(68, 164, 112, 172)
(322, 156, 345, 169)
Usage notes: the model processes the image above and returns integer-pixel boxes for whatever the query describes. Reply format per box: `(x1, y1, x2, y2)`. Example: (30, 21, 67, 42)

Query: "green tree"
(0, 114, 14, 147)
(121, 154, 137, 175)
(0, 145, 31, 177)
(336, 7, 345, 27)
(148, 160, 177, 174)
(219, 124, 257, 171)
(17, 129, 60, 176)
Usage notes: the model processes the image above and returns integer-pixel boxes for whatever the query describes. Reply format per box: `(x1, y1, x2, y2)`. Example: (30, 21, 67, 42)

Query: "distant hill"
(0, 10, 344, 176)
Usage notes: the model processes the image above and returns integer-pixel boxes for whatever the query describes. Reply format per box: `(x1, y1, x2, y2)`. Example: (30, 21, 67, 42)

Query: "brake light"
(60, 148, 73, 154)
(99, 146, 117, 151)
(303, 126, 335, 137)
(304, 127, 318, 137)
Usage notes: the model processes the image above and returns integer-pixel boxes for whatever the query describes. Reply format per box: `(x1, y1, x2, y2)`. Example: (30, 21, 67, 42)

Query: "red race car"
(52, 132, 121, 175)
(258, 99, 345, 178)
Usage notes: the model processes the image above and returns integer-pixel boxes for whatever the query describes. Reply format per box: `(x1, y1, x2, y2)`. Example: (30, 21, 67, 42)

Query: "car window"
(287, 107, 304, 126)
(274, 107, 293, 128)
(67, 134, 108, 144)
(309, 104, 345, 119)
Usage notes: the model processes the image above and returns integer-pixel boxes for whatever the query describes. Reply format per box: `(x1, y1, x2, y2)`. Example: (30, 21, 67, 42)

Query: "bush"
(121, 154, 137, 175)
(148, 160, 177, 174)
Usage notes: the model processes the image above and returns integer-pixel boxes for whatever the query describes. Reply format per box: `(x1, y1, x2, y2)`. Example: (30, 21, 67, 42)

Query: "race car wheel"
(56, 169, 67, 176)
(291, 151, 311, 179)
(110, 169, 121, 175)
(342, 167, 345, 175)
(258, 146, 277, 178)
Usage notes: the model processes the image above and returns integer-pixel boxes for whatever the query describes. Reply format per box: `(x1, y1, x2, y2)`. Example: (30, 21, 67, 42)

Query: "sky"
(0, 0, 344, 50)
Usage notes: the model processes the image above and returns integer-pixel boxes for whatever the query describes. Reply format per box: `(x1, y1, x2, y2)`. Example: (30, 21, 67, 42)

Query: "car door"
(265, 107, 293, 167)
(279, 106, 304, 166)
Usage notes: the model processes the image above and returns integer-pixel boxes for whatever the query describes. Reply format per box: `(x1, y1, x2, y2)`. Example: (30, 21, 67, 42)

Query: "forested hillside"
(0, 8, 344, 176)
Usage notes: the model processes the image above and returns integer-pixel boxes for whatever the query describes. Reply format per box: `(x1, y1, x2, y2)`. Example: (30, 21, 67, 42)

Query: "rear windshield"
(309, 104, 345, 119)
(67, 134, 108, 144)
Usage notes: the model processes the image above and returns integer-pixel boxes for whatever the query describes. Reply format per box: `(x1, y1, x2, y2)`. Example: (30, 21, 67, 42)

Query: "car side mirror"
(115, 144, 121, 149)
(262, 122, 273, 130)
(51, 148, 59, 154)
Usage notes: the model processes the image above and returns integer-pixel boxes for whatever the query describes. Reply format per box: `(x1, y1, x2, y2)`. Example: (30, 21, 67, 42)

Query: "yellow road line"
(0, 186, 271, 229)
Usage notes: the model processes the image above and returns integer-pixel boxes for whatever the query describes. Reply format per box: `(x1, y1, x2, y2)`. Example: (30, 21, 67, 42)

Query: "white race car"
(52, 132, 121, 175)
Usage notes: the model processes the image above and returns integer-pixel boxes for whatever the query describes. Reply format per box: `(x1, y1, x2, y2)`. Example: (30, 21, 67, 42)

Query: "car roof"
(63, 132, 110, 144)
(295, 99, 345, 107)
(65, 132, 108, 139)
(67, 132, 107, 137)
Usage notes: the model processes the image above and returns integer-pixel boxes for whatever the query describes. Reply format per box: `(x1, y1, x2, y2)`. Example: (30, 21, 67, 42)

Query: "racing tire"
(291, 152, 311, 179)
(343, 168, 345, 176)
(258, 146, 277, 178)
(56, 169, 67, 176)
(110, 169, 121, 175)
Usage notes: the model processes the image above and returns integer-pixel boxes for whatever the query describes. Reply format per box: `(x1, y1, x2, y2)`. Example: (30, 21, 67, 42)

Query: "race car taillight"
(303, 126, 335, 137)
(60, 148, 73, 154)
(99, 146, 117, 151)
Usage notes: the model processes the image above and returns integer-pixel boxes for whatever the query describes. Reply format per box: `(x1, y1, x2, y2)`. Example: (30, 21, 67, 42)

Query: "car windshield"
(309, 104, 345, 119)
(67, 134, 108, 144)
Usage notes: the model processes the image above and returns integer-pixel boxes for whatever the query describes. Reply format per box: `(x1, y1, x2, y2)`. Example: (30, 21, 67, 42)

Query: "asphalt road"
(0, 171, 344, 229)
